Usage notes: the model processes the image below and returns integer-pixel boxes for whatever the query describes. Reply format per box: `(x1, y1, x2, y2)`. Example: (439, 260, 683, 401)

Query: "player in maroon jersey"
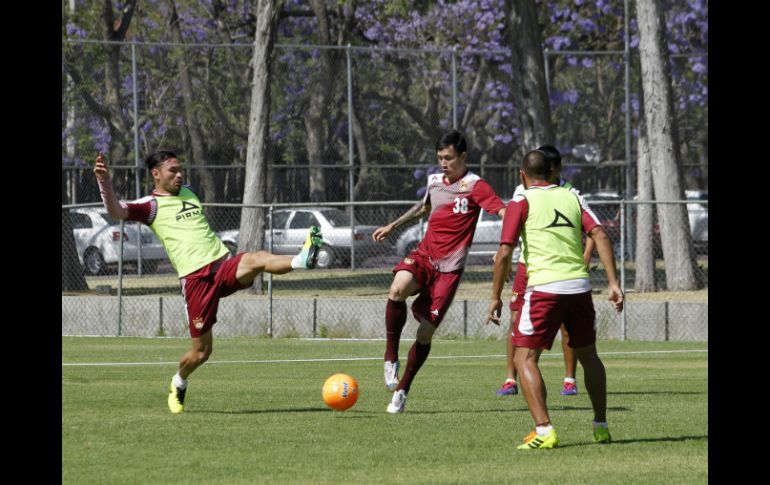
(372, 130, 506, 414)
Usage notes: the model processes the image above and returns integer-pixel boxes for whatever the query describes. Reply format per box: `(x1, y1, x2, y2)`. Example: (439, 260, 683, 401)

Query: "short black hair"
(144, 150, 178, 170)
(536, 144, 561, 167)
(522, 150, 549, 179)
(435, 130, 467, 154)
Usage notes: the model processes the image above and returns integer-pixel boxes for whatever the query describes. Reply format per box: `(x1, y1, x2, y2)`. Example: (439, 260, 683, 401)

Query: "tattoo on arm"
(391, 201, 428, 229)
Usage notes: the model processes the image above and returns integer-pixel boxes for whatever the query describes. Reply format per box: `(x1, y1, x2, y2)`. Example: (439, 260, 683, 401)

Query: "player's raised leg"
(235, 226, 323, 284)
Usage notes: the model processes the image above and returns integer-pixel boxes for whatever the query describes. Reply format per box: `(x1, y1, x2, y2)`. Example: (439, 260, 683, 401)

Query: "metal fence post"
(620, 201, 627, 341)
(543, 48, 551, 96)
(463, 299, 468, 338)
(117, 219, 125, 336)
(159, 296, 164, 337)
(312, 298, 318, 338)
(268, 205, 274, 337)
(452, 46, 458, 129)
(131, 42, 144, 277)
(347, 44, 356, 270)
(623, 0, 635, 261)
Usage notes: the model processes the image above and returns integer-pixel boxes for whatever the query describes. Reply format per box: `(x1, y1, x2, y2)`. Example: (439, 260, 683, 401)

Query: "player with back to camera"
(493, 145, 595, 398)
(93, 150, 323, 413)
(487, 149, 623, 449)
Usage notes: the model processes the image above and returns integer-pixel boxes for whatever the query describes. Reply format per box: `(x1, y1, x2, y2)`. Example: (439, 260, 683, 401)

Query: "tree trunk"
(303, 0, 336, 202)
(241, 0, 283, 294)
(636, 0, 697, 290)
(100, 0, 136, 165)
(634, 112, 656, 292)
(507, 0, 554, 152)
(166, 0, 217, 202)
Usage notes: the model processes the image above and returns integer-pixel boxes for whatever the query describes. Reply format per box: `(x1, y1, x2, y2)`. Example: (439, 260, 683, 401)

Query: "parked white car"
(217, 207, 387, 268)
(69, 207, 168, 275)
(685, 190, 708, 253)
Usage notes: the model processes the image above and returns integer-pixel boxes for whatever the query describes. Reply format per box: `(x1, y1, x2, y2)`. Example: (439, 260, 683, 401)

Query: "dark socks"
(385, 299, 407, 362)
(398, 341, 431, 393)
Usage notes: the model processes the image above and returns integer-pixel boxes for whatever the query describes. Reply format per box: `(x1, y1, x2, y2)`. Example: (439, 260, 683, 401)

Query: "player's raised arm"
(372, 201, 430, 242)
(93, 152, 129, 220)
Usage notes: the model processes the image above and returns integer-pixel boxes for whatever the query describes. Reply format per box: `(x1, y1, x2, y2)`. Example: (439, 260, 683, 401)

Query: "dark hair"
(536, 144, 561, 167)
(435, 130, 467, 154)
(144, 150, 178, 170)
(522, 150, 549, 179)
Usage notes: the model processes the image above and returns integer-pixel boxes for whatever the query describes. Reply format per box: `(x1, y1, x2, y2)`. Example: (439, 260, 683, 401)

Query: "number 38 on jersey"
(453, 197, 469, 214)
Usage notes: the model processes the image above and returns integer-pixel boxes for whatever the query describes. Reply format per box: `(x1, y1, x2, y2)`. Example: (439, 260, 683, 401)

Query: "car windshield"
(320, 209, 354, 227)
(100, 213, 120, 226)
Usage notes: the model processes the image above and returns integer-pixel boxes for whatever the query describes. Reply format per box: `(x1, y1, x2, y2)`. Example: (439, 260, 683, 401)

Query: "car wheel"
(316, 245, 335, 269)
(404, 241, 419, 257)
(223, 241, 237, 256)
(84, 248, 107, 276)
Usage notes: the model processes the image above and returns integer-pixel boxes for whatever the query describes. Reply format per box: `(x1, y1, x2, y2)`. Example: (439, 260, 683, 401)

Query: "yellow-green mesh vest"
(520, 185, 588, 286)
(149, 187, 230, 277)
(518, 181, 573, 266)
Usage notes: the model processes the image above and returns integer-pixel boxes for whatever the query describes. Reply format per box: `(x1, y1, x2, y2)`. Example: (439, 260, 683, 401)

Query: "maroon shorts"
(512, 290, 596, 350)
(509, 262, 528, 312)
(180, 253, 250, 338)
(393, 251, 463, 327)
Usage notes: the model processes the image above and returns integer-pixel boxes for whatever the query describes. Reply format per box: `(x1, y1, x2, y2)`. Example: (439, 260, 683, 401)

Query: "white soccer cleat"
(384, 360, 400, 391)
(387, 389, 407, 414)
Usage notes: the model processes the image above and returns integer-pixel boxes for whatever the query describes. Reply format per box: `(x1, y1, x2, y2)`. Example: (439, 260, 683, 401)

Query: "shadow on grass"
(607, 434, 708, 445)
(520, 434, 708, 450)
(548, 406, 631, 412)
(190, 406, 330, 414)
(607, 391, 704, 395)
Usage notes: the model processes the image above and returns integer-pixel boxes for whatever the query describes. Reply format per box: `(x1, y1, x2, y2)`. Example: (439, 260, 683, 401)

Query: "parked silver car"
(69, 207, 168, 275)
(217, 207, 386, 268)
(394, 209, 516, 262)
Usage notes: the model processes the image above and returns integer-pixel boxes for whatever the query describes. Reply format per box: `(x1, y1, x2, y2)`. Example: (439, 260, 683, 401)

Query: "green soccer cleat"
(296, 225, 324, 269)
(167, 382, 186, 414)
(593, 426, 611, 443)
(517, 428, 559, 450)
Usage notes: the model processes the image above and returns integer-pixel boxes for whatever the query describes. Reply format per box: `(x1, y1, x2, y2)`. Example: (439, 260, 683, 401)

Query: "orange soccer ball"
(322, 373, 359, 411)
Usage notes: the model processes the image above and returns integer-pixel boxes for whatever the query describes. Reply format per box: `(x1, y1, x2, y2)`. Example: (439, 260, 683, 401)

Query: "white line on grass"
(62, 348, 707, 367)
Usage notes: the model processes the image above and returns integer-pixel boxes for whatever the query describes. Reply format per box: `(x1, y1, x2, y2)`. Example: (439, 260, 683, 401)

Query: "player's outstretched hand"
(93, 152, 110, 181)
(485, 299, 502, 326)
(372, 224, 394, 243)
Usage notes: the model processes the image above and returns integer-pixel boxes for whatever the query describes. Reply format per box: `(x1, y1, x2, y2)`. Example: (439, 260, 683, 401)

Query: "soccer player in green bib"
(486, 149, 623, 449)
(94, 150, 323, 413)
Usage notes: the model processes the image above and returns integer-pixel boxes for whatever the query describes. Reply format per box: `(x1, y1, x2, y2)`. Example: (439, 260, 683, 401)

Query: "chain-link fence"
(62, 39, 707, 340)
(62, 198, 707, 341)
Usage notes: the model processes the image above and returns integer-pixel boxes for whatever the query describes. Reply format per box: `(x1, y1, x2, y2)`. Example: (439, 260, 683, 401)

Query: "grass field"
(62, 338, 707, 484)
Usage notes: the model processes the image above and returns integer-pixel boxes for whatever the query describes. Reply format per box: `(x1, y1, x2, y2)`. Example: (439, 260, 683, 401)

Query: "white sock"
(172, 373, 187, 390)
(564, 377, 576, 384)
(593, 420, 608, 429)
(290, 252, 306, 269)
(536, 424, 554, 436)
(505, 378, 516, 384)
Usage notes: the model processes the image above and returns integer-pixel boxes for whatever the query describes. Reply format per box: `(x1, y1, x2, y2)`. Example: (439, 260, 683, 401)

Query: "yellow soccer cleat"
(167, 382, 186, 414)
(517, 428, 559, 450)
(295, 225, 324, 269)
(593, 426, 611, 443)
